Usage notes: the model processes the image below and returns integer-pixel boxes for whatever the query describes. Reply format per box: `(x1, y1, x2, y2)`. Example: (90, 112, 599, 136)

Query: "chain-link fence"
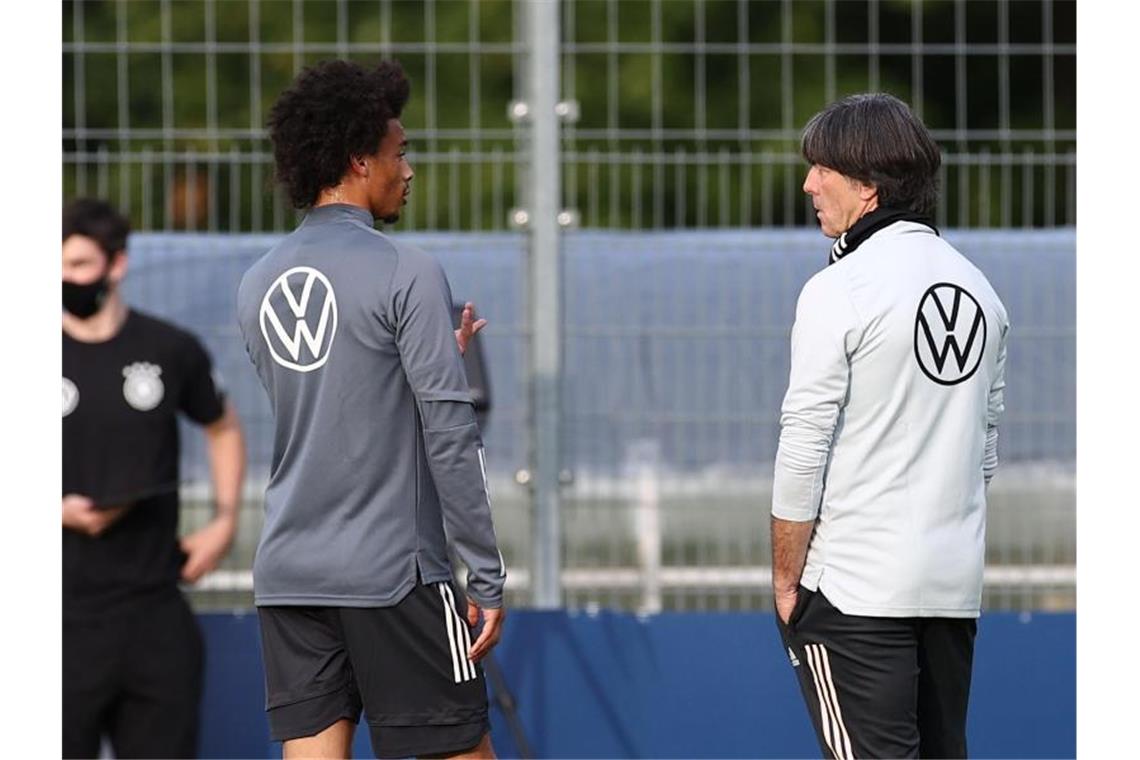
(64, 0, 1075, 232)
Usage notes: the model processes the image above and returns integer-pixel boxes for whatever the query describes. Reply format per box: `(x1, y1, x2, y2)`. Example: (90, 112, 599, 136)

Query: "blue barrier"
(126, 229, 1075, 484)
(198, 610, 1074, 759)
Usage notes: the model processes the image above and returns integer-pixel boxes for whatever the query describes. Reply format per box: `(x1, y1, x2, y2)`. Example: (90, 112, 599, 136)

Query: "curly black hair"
(63, 198, 130, 259)
(268, 59, 411, 209)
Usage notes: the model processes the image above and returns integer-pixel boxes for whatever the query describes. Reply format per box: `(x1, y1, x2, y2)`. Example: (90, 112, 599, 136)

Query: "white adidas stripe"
(477, 447, 507, 579)
(817, 645, 853, 760)
(804, 644, 840, 759)
(438, 584, 464, 683)
(477, 447, 491, 508)
(442, 583, 476, 682)
(447, 585, 474, 683)
(805, 644, 853, 760)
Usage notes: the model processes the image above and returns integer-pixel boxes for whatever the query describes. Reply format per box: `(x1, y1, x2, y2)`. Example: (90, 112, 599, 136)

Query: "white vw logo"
(914, 283, 987, 386)
(62, 377, 79, 417)
(259, 266, 339, 372)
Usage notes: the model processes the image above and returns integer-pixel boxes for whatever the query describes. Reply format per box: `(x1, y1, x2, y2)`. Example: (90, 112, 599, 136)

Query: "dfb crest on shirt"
(122, 362, 165, 411)
(259, 266, 338, 372)
(62, 377, 79, 417)
(914, 283, 987, 386)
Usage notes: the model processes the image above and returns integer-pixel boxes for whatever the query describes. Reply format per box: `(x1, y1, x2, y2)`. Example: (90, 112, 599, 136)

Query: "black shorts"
(777, 586, 977, 759)
(258, 580, 489, 759)
(62, 591, 203, 759)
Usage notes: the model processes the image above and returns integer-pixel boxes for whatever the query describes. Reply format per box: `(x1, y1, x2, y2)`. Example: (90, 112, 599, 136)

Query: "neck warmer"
(829, 207, 939, 265)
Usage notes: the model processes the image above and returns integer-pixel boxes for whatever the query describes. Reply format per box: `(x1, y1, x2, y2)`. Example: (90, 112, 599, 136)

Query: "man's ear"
(349, 154, 370, 178)
(107, 251, 129, 285)
(857, 180, 879, 203)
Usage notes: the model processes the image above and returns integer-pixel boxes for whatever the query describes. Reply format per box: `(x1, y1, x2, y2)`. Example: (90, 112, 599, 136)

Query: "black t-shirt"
(62, 309, 225, 620)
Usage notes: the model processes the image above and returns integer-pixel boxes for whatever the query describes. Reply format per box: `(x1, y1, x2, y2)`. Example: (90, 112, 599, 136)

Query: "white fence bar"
(191, 565, 1075, 595)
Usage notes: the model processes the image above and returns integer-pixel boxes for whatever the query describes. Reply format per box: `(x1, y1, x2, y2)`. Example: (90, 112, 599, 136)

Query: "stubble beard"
(380, 185, 408, 225)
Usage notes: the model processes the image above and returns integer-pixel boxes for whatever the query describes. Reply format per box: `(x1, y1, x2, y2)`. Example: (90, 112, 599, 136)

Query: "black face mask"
(62, 278, 111, 319)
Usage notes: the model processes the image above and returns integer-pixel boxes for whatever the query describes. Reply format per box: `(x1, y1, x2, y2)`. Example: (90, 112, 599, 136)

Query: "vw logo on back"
(260, 266, 339, 372)
(914, 283, 987, 386)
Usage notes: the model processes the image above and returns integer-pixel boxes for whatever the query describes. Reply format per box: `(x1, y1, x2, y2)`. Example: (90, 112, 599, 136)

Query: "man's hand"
(775, 586, 799, 626)
(179, 514, 237, 583)
(454, 301, 488, 356)
(466, 600, 505, 662)
(62, 494, 131, 537)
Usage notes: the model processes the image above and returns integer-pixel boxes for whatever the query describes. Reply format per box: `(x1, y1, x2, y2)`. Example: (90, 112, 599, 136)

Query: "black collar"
(829, 207, 938, 265)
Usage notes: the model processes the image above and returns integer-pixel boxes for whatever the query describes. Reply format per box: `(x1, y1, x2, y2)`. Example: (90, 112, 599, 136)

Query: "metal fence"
(123, 229, 1075, 614)
(63, 0, 1076, 232)
(66, 0, 1076, 613)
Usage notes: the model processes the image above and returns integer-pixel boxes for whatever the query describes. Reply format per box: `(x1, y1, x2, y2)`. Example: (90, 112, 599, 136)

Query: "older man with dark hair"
(770, 93, 1010, 759)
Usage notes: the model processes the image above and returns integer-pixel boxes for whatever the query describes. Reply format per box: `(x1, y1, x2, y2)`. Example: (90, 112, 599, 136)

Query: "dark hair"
(268, 59, 411, 209)
(62, 198, 130, 259)
(801, 93, 942, 218)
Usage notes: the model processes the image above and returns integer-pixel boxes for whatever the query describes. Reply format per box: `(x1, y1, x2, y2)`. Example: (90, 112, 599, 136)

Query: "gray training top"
(236, 203, 505, 609)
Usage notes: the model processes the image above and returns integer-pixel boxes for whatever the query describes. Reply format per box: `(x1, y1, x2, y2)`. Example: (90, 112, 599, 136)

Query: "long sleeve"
(390, 250, 506, 608)
(984, 321, 1009, 485)
(772, 273, 862, 522)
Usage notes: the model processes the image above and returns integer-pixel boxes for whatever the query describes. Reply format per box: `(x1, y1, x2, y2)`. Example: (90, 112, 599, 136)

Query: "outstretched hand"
(454, 301, 488, 356)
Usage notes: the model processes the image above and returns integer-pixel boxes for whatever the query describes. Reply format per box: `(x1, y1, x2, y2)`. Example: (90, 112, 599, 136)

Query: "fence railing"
(66, 0, 1077, 612)
(64, 0, 1076, 232)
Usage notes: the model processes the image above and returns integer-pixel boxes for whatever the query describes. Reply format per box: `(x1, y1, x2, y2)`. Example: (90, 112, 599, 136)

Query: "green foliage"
(63, 0, 1075, 231)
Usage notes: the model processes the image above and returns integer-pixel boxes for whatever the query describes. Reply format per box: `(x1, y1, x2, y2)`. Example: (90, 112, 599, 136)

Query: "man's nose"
(802, 168, 817, 194)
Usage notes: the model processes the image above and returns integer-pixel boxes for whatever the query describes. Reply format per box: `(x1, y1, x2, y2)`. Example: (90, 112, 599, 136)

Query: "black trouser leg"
(63, 617, 121, 759)
(779, 587, 979, 759)
(110, 593, 204, 759)
(779, 587, 920, 759)
(916, 617, 976, 759)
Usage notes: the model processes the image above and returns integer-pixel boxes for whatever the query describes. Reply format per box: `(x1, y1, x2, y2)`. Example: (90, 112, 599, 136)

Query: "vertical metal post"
(628, 439, 662, 615)
(527, 0, 562, 608)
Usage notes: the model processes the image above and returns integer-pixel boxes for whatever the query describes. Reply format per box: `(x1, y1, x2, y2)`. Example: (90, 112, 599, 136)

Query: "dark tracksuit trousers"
(778, 586, 977, 759)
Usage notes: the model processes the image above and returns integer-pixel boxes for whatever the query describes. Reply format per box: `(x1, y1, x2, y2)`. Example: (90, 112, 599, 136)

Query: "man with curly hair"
(237, 59, 505, 759)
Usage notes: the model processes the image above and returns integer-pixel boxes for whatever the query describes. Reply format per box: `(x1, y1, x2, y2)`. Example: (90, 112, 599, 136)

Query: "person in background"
(62, 197, 247, 758)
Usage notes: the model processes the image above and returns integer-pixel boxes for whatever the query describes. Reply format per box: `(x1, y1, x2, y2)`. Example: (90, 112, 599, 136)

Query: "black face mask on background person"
(62, 277, 111, 319)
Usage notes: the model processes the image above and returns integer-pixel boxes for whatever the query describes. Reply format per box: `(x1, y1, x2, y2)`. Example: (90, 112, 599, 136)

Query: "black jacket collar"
(829, 207, 938, 265)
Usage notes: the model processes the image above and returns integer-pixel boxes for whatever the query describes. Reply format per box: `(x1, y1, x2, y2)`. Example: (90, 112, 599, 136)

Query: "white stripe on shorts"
(440, 583, 476, 682)
(438, 584, 464, 683)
